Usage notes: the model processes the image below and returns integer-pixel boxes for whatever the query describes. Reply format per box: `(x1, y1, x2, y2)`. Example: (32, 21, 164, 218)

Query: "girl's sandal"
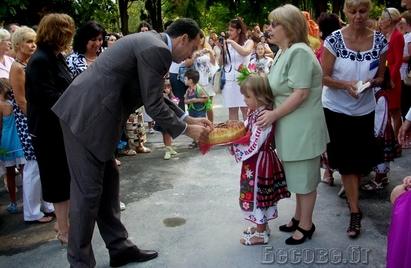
(241, 231, 269, 245)
(243, 225, 271, 236)
(361, 179, 384, 191)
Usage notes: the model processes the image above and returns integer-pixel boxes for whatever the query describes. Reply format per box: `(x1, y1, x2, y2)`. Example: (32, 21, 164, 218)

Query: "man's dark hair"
(165, 18, 200, 40)
(184, 69, 199, 84)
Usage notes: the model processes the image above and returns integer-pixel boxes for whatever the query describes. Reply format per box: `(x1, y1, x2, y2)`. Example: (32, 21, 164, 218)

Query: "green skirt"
(282, 156, 321, 194)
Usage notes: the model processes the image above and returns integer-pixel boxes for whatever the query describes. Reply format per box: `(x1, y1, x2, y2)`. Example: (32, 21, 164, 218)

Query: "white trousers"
(22, 160, 54, 221)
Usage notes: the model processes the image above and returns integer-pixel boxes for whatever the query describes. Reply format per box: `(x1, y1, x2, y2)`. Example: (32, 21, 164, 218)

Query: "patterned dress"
(11, 60, 36, 161)
(233, 106, 290, 224)
(373, 88, 400, 173)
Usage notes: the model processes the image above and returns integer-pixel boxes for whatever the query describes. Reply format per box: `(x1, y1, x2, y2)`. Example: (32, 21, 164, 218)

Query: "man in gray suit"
(52, 18, 211, 267)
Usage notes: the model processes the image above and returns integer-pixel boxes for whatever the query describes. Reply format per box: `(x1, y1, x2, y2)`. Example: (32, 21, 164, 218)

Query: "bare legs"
(341, 173, 361, 237)
(390, 108, 402, 139)
(289, 190, 316, 239)
(228, 107, 248, 121)
(206, 97, 214, 124)
(53, 200, 70, 244)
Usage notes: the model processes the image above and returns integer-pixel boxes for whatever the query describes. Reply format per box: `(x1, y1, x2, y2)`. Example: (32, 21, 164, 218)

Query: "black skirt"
(324, 108, 381, 175)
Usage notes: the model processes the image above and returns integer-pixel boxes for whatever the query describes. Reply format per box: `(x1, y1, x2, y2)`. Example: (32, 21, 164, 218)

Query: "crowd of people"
(1, 0, 411, 266)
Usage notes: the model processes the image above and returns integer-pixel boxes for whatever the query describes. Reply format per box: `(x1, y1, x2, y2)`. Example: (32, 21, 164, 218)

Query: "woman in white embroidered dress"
(185, 30, 217, 123)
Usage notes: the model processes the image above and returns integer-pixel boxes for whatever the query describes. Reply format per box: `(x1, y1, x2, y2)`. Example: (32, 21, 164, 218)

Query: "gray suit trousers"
(61, 121, 134, 267)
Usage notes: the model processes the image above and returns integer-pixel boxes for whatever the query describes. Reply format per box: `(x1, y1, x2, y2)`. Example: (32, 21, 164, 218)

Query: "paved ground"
(0, 93, 409, 267)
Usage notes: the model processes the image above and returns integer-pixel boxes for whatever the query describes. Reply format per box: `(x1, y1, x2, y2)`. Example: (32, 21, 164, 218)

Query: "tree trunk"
(118, 0, 129, 35)
(145, 0, 163, 32)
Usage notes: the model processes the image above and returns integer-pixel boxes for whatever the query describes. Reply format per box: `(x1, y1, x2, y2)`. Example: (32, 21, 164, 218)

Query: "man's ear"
(180, 33, 189, 44)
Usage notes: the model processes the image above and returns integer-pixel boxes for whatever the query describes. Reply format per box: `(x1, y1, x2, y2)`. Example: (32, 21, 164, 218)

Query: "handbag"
(178, 63, 194, 82)
(212, 68, 222, 94)
(405, 57, 411, 86)
(220, 69, 226, 90)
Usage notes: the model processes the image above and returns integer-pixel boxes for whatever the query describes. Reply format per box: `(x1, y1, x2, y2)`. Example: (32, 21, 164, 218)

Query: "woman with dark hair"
(26, 13, 76, 245)
(316, 12, 341, 64)
(315, 12, 342, 187)
(102, 32, 120, 49)
(217, 17, 254, 121)
(66, 20, 106, 77)
(136, 21, 152, 33)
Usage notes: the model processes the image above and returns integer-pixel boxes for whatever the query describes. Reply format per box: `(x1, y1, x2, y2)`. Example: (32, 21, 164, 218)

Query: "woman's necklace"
(84, 54, 97, 62)
(15, 58, 28, 66)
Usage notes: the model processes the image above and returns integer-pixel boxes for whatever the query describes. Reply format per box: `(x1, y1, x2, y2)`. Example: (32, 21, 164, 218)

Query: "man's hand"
(183, 116, 213, 143)
(398, 120, 411, 146)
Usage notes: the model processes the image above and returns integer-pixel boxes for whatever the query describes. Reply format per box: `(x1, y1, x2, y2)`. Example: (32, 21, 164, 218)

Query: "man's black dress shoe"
(110, 245, 158, 267)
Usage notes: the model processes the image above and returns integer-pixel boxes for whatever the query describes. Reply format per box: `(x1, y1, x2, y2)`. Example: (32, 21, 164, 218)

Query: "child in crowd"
(231, 73, 290, 245)
(154, 80, 179, 159)
(0, 78, 26, 213)
(184, 69, 208, 149)
(250, 42, 273, 74)
(361, 67, 399, 190)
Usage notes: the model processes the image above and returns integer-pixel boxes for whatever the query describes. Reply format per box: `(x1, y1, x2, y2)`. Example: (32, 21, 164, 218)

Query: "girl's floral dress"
(233, 106, 290, 224)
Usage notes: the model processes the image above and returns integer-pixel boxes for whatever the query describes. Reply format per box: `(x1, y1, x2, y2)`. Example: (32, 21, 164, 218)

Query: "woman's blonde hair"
(268, 4, 309, 46)
(240, 73, 273, 107)
(11, 26, 36, 52)
(199, 29, 212, 50)
(383, 8, 401, 24)
(343, 0, 372, 13)
(36, 13, 75, 52)
(0, 29, 11, 43)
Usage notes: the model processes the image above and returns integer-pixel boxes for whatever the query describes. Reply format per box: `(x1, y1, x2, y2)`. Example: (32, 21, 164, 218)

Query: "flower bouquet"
(236, 63, 257, 85)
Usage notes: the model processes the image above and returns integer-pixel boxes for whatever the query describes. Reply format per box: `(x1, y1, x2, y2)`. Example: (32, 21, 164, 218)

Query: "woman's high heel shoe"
(285, 224, 316, 245)
(279, 217, 300, 232)
(347, 211, 362, 238)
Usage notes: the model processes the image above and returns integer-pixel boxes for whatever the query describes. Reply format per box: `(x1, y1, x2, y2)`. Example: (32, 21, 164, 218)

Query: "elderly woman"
(0, 29, 13, 78)
(66, 20, 105, 78)
(322, 0, 387, 238)
(258, 4, 328, 245)
(26, 13, 76, 244)
(379, 7, 405, 148)
(9, 26, 55, 222)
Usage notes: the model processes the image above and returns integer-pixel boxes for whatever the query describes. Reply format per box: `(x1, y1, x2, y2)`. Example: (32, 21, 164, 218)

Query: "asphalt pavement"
(0, 93, 409, 267)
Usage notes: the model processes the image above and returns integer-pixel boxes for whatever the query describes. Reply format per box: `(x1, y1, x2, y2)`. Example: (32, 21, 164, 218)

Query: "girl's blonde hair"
(240, 73, 273, 107)
(164, 80, 175, 98)
(268, 4, 310, 47)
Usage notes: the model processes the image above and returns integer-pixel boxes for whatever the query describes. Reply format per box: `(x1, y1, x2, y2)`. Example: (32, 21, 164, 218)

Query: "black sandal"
(347, 211, 362, 238)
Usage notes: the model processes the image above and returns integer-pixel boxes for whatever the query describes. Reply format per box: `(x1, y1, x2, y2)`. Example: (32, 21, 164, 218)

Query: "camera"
(218, 35, 225, 44)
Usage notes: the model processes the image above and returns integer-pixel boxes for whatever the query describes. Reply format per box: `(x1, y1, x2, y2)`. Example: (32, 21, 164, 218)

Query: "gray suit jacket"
(52, 31, 186, 162)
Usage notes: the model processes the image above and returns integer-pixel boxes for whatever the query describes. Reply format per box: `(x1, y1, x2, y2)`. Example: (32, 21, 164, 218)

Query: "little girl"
(250, 42, 273, 74)
(0, 78, 26, 213)
(361, 67, 399, 191)
(231, 73, 290, 245)
(154, 80, 179, 160)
